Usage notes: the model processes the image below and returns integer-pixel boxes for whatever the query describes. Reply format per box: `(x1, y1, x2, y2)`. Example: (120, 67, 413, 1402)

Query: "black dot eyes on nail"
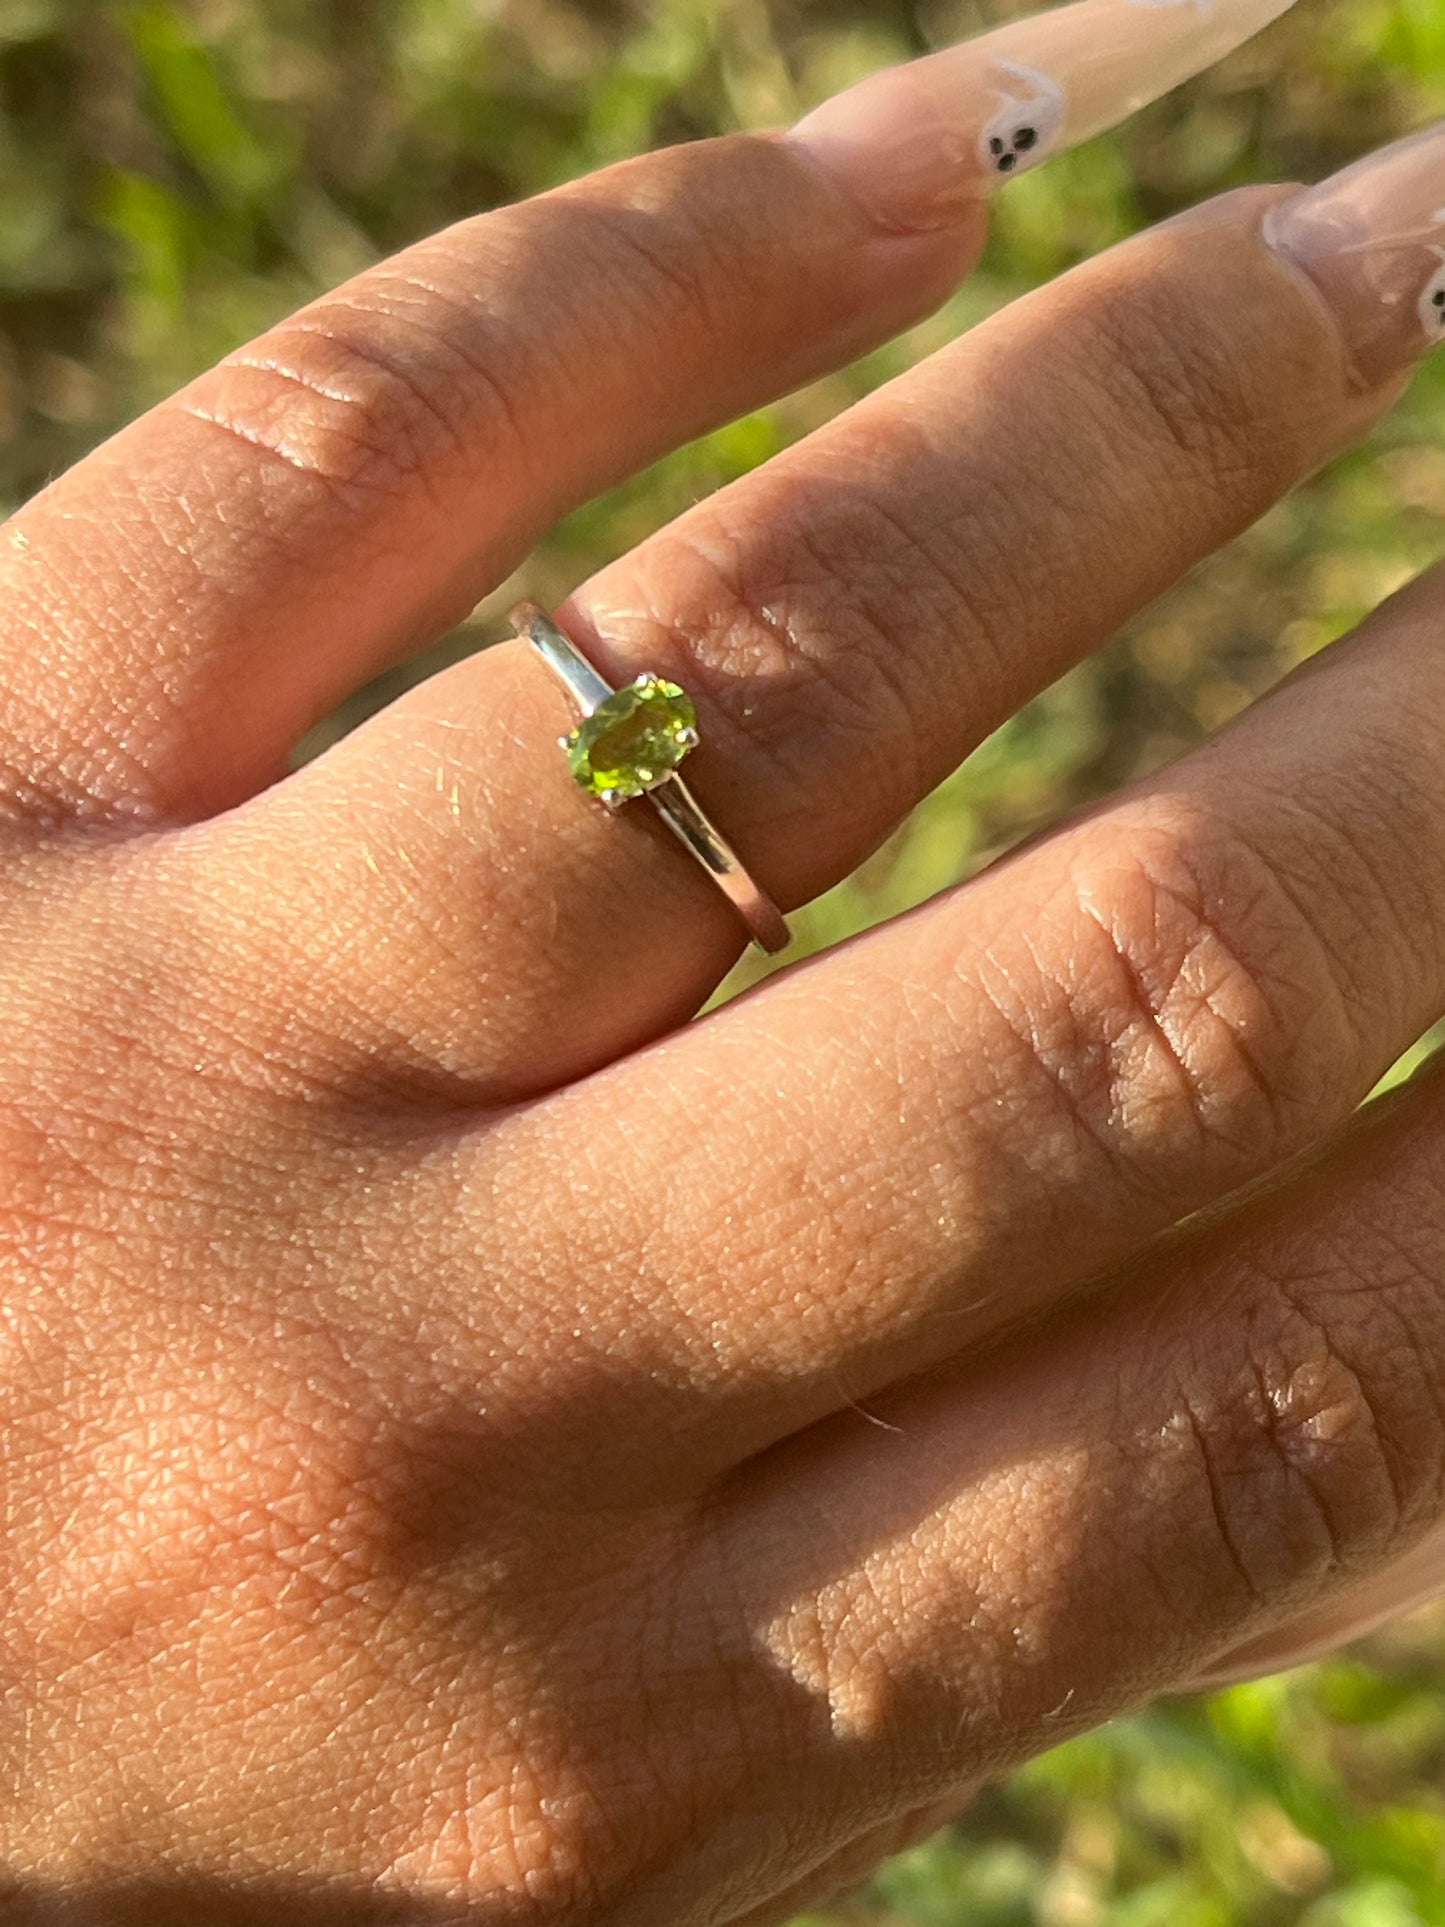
(1434, 289, 1445, 308)
(991, 121, 1043, 172)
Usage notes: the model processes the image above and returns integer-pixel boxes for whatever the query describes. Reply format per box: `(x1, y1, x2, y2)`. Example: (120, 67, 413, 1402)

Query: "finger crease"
(179, 405, 325, 478)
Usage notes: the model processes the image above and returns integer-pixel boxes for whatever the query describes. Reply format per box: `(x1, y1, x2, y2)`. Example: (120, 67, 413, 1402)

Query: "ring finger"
(227, 123, 1439, 1099)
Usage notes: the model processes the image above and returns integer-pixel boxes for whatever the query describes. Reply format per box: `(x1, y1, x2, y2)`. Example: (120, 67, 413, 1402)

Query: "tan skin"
(4, 128, 1445, 1923)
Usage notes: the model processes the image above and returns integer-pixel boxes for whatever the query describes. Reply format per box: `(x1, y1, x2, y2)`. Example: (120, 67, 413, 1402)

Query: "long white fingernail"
(786, 0, 1298, 232)
(1264, 119, 1445, 388)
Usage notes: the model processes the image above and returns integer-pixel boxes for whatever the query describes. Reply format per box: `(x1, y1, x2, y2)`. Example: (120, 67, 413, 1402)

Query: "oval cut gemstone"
(566, 678, 698, 801)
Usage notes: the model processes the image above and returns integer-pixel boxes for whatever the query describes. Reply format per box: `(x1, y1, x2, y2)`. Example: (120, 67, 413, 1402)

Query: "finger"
(0, 139, 979, 823)
(245, 117, 1411, 1098)
(1178, 1524, 1445, 1689)
(674, 1055, 1445, 1893)
(449, 547, 1445, 1500)
(0, 0, 1286, 824)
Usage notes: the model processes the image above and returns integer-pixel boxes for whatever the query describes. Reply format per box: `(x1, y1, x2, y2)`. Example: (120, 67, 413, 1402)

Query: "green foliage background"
(4, 0, 1445, 1919)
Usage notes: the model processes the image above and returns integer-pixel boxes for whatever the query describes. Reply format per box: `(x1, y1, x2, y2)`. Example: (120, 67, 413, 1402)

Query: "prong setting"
(515, 600, 791, 954)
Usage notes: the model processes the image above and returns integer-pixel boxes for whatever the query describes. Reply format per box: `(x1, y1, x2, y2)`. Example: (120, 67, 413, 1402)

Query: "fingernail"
(1264, 121, 1445, 388)
(786, 0, 1299, 233)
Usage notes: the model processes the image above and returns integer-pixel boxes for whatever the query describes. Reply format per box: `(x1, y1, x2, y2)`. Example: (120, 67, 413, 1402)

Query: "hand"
(4, 0, 1445, 1918)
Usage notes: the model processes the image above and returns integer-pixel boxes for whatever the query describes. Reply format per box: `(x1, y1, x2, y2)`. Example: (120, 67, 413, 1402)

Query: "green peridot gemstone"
(566, 677, 699, 802)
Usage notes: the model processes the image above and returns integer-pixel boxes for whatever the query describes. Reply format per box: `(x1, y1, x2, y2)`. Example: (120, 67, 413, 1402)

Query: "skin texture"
(6, 100, 1445, 1927)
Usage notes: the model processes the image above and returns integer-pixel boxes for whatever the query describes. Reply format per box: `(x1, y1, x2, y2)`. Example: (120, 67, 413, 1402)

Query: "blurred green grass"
(5, 1, 1445, 1920)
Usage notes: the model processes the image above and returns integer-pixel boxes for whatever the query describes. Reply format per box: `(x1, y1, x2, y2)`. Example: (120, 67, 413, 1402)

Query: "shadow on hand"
(0, 1872, 505, 1925)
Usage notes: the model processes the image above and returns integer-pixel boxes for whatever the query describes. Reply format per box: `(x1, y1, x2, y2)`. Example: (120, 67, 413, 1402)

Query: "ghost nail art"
(1265, 128, 1445, 386)
(787, 0, 1298, 232)
(980, 60, 1067, 178)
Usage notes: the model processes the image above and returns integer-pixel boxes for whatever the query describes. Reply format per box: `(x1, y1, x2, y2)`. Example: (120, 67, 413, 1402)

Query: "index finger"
(0, 137, 977, 823)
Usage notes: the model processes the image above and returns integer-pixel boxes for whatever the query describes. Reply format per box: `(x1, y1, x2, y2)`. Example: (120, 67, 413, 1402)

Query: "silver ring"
(510, 601, 790, 956)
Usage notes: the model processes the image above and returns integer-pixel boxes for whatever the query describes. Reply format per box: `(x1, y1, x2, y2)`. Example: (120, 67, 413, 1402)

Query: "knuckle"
(1013, 801, 1367, 1196)
(605, 492, 951, 816)
(178, 287, 522, 502)
(1147, 1272, 1440, 1612)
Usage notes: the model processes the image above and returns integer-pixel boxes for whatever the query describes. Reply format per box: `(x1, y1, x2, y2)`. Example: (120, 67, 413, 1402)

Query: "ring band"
(510, 600, 790, 955)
